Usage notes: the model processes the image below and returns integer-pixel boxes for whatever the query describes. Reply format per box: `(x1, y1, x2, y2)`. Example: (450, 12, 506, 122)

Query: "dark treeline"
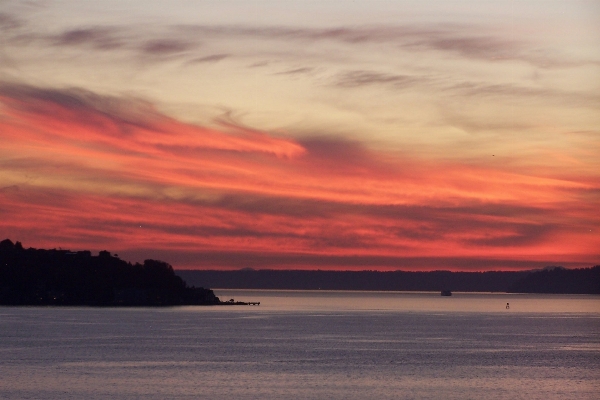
(177, 266, 600, 294)
(177, 269, 527, 292)
(0, 239, 220, 306)
(507, 266, 600, 294)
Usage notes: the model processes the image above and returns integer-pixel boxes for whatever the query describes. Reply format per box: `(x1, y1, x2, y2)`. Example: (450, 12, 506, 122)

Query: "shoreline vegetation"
(0, 239, 254, 306)
(1, 239, 599, 307)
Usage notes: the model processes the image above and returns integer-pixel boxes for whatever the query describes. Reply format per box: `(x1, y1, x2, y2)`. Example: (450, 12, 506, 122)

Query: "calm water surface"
(1, 291, 599, 399)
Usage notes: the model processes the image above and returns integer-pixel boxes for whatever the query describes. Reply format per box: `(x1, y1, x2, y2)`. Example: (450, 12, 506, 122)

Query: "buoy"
(506, 302, 510, 309)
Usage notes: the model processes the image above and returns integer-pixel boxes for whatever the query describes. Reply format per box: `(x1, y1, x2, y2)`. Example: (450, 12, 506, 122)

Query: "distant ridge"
(177, 267, 600, 294)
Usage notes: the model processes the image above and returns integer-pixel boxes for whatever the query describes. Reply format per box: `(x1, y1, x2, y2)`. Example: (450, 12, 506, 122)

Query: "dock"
(221, 299, 260, 306)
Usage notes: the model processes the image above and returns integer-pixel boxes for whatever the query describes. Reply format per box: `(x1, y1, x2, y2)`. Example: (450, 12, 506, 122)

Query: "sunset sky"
(1, 1, 599, 271)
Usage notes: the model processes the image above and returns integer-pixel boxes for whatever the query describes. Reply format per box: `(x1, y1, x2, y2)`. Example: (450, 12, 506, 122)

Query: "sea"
(1, 290, 598, 400)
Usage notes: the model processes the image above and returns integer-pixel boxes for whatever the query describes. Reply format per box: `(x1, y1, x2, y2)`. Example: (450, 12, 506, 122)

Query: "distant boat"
(441, 290, 452, 296)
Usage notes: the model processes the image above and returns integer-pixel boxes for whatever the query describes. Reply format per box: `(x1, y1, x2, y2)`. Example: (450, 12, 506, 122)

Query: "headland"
(0, 239, 250, 306)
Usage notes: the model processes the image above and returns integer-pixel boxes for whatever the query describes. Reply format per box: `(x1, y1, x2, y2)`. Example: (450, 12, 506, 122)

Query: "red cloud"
(1, 84, 598, 270)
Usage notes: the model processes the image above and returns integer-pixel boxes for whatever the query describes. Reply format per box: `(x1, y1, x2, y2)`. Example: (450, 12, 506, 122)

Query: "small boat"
(440, 290, 452, 296)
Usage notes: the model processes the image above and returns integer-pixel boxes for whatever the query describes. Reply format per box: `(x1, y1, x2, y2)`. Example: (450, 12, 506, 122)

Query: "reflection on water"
(0, 292, 599, 400)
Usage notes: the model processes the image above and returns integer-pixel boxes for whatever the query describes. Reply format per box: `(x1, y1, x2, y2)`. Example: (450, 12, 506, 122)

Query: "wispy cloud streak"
(5, 15, 596, 68)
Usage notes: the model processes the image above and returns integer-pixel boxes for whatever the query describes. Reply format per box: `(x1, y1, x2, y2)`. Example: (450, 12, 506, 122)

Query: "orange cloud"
(1, 84, 598, 270)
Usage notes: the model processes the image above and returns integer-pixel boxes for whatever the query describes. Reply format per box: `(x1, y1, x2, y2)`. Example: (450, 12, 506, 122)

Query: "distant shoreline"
(178, 267, 600, 294)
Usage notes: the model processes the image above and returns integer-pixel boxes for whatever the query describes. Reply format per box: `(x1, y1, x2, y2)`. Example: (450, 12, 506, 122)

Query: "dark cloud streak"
(410, 36, 518, 61)
(141, 39, 193, 55)
(188, 53, 229, 63)
(54, 28, 123, 49)
(0, 12, 23, 30)
(0, 82, 161, 133)
(334, 70, 416, 88)
(275, 67, 313, 75)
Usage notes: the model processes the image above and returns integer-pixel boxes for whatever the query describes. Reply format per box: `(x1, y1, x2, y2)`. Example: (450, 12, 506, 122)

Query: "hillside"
(0, 239, 219, 306)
